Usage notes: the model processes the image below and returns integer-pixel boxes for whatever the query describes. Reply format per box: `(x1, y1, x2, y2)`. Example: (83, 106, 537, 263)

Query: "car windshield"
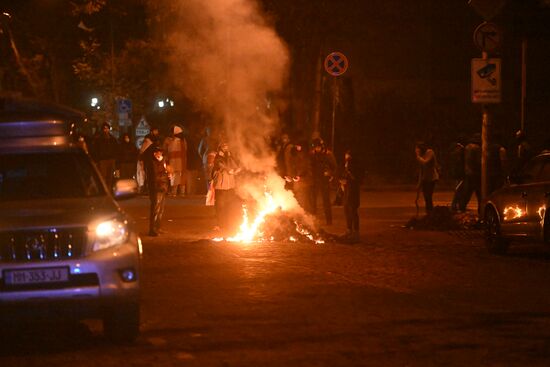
(0, 151, 105, 201)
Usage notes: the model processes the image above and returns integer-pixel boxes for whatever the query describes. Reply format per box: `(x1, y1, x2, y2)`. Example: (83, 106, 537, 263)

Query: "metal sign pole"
(481, 51, 490, 204)
(331, 77, 339, 152)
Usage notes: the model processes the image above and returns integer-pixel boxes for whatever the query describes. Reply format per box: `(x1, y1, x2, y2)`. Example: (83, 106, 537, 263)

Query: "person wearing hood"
(163, 125, 188, 196)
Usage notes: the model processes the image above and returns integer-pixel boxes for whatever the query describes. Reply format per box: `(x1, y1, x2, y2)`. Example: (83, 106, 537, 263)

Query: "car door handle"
(521, 191, 528, 198)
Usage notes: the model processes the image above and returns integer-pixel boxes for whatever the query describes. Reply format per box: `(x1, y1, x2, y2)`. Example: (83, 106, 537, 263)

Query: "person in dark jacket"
(117, 133, 138, 179)
(460, 133, 481, 213)
(139, 127, 160, 193)
(287, 140, 312, 213)
(93, 122, 119, 188)
(310, 138, 337, 225)
(340, 148, 364, 243)
(147, 146, 170, 236)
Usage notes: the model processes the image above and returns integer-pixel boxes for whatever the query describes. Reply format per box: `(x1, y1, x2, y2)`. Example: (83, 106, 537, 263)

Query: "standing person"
(212, 142, 241, 233)
(276, 133, 293, 187)
(287, 140, 312, 213)
(117, 133, 139, 179)
(163, 125, 187, 196)
(488, 132, 508, 195)
(198, 126, 217, 191)
(449, 136, 466, 211)
(147, 146, 170, 236)
(92, 122, 119, 189)
(340, 149, 364, 243)
(460, 133, 482, 213)
(415, 141, 439, 214)
(138, 126, 160, 193)
(513, 130, 533, 175)
(185, 129, 202, 195)
(310, 138, 337, 225)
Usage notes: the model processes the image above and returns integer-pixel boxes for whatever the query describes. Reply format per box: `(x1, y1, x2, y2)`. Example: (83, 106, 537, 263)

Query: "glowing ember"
(503, 205, 524, 221)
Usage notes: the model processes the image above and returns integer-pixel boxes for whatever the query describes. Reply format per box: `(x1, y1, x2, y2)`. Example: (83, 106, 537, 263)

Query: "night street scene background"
(2, 0, 550, 366)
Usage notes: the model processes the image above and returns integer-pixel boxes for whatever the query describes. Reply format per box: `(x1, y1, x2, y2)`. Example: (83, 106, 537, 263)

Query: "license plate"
(3, 267, 70, 285)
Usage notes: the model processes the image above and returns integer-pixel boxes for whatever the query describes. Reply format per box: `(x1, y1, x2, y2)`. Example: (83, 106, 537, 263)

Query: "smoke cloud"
(159, 0, 288, 172)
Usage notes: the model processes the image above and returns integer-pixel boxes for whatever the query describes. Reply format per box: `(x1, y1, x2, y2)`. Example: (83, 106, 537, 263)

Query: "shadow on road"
(0, 321, 103, 357)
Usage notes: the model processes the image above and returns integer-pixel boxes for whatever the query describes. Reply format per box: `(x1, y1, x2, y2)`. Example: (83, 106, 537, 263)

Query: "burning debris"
(405, 206, 480, 231)
(212, 191, 328, 244)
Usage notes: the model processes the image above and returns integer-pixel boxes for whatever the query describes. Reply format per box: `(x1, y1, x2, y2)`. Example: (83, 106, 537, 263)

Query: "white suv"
(0, 99, 141, 342)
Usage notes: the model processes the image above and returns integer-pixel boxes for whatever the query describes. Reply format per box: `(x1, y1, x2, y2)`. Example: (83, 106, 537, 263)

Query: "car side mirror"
(113, 179, 138, 200)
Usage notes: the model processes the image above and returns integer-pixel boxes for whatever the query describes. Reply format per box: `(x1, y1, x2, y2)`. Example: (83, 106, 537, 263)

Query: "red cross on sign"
(324, 52, 348, 76)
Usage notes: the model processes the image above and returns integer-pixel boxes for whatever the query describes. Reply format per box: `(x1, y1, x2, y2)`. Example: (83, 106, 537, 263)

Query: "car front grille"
(0, 228, 86, 262)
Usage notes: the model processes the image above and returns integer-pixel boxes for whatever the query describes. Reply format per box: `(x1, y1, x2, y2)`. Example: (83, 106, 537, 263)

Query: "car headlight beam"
(93, 219, 128, 251)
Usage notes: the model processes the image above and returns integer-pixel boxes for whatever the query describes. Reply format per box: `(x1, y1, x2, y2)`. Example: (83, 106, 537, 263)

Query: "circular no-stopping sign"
(324, 52, 348, 76)
(473, 22, 502, 53)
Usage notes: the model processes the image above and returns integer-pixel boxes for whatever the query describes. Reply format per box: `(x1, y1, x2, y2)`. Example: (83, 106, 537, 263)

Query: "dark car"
(483, 152, 550, 254)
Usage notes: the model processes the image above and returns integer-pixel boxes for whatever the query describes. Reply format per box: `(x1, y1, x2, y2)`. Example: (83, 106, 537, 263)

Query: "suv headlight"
(93, 219, 128, 251)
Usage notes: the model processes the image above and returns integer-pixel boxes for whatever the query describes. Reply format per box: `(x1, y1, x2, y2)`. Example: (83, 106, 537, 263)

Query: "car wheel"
(485, 207, 509, 255)
(103, 302, 140, 344)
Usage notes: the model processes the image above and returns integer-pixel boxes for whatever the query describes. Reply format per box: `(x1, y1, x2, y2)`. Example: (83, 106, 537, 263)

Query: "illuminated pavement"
(3, 189, 550, 366)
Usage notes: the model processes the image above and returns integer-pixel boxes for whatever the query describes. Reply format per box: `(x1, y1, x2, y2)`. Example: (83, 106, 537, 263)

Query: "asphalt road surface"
(3, 189, 550, 366)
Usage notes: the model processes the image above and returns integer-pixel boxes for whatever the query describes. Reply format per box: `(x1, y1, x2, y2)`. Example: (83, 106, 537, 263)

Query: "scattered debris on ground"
(405, 206, 481, 231)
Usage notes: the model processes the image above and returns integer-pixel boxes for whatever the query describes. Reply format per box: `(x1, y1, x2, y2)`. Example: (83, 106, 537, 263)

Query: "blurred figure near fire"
(340, 148, 364, 243)
(415, 141, 439, 214)
(310, 138, 337, 225)
(212, 142, 242, 233)
(276, 133, 293, 188)
(287, 139, 312, 213)
(163, 125, 187, 196)
(117, 133, 138, 179)
(198, 126, 218, 191)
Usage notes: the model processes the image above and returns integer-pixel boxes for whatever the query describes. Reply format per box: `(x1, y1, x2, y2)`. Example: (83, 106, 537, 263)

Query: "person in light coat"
(163, 125, 187, 196)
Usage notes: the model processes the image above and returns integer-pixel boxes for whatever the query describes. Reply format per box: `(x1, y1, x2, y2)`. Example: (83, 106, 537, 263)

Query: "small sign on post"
(324, 52, 348, 77)
(472, 58, 501, 104)
(473, 22, 502, 53)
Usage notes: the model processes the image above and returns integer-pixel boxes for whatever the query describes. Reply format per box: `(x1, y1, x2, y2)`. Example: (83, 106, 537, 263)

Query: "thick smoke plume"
(159, 0, 288, 172)
(154, 0, 312, 222)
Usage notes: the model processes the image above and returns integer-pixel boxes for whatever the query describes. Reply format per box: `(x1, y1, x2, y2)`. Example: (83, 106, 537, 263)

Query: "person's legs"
(154, 192, 166, 232)
(149, 191, 158, 235)
(215, 189, 225, 229)
(422, 180, 435, 213)
(451, 179, 464, 211)
(321, 180, 332, 225)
